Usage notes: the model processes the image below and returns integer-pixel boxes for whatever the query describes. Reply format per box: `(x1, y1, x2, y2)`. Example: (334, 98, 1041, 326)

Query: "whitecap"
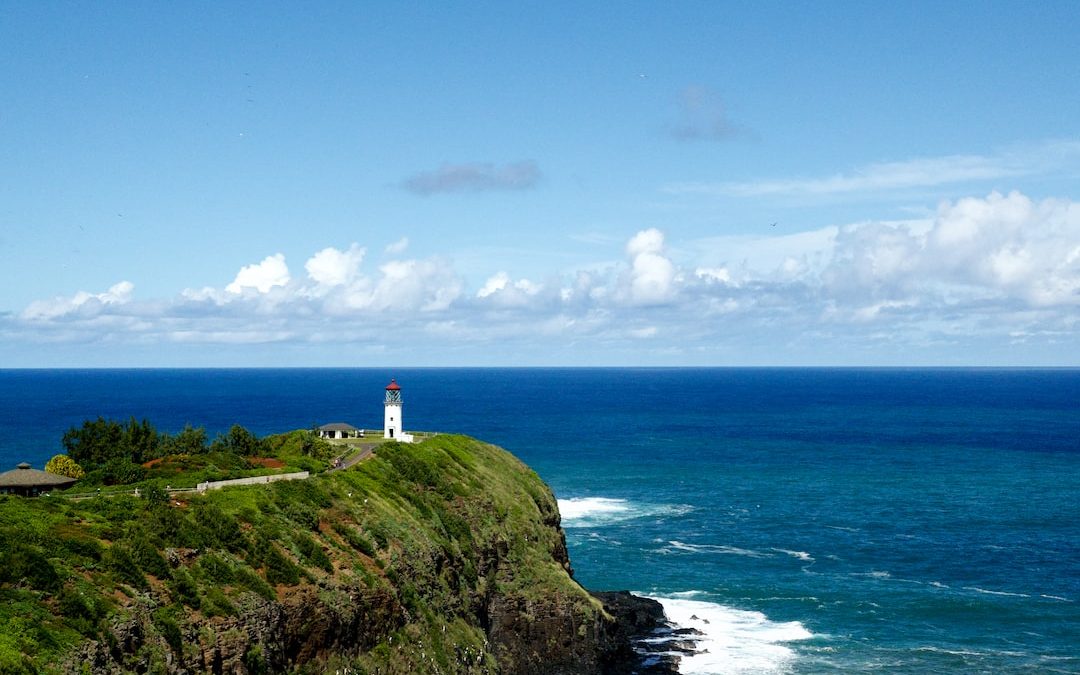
(915, 646, 986, 656)
(558, 497, 693, 527)
(772, 548, 814, 562)
(852, 570, 892, 580)
(669, 590, 706, 598)
(964, 586, 1031, 598)
(1040, 594, 1072, 602)
(645, 595, 814, 674)
(667, 541, 773, 558)
(558, 497, 630, 520)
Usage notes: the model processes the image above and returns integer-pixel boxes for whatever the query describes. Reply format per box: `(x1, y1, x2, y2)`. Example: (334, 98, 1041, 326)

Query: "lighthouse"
(383, 379, 404, 440)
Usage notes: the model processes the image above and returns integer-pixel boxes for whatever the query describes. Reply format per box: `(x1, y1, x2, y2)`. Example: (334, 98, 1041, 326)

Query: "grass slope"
(0, 434, 597, 674)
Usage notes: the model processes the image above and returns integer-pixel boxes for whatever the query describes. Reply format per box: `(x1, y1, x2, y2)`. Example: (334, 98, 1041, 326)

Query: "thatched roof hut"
(0, 462, 77, 496)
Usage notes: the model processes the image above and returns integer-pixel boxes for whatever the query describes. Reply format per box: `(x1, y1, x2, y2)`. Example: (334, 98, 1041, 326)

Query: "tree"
(211, 424, 265, 456)
(62, 416, 163, 469)
(63, 417, 125, 469)
(166, 424, 208, 455)
(44, 454, 85, 479)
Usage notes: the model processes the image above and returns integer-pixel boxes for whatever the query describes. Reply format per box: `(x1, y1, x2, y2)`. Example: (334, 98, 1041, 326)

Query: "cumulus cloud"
(21, 281, 134, 320)
(402, 161, 541, 195)
(305, 244, 365, 287)
(226, 254, 290, 294)
(623, 228, 677, 304)
(11, 191, 1080, 362)
(476, 272, 543, 307)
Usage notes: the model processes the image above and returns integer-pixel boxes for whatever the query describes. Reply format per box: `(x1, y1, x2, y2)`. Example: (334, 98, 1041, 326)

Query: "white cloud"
(666, 140, 1080, 198)
(226, 254, 290, 294)
(21, 281, 134, 320)
(305, 244, 365, 287)
(385, 237, 410, 254)
(348, 258, 463, 312)
(476, 272, 543, 307)
(623, 228, 677, 304)
(10, 193, 1080, 363)
(477, 272, 511, 299)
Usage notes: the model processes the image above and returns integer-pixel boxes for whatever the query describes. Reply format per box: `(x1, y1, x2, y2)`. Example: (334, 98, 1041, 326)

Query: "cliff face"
(1, 435, 672, 674)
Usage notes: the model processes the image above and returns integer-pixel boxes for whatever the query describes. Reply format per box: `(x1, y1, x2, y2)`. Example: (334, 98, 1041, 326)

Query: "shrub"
(201, 587, 235, 617)
(169, 568, 200, 609)
(44, 454, 85, 479)
(151, 608, 183, 655)
(0, 543, 60, 591)
(254, 538, 300, 586)
(293, 532, 333, 573)
(190, 501, 243, 552)
(196, 553, 235, 585)
(104, 545, 147, 590)
(57, 585, 107, 637)
(101, 457, 147, 486)
(129, 532, 171, 579)
(234, 566, 275, 601)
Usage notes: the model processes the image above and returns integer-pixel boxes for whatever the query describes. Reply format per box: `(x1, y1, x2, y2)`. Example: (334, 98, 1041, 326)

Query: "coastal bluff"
(0, 434, 678, 674)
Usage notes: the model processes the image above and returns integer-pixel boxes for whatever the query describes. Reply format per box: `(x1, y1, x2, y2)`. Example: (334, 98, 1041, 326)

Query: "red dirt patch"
(248, 457, 286, 469)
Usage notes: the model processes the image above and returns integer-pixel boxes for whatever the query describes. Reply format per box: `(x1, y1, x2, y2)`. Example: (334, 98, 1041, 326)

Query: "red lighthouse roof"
(385, 379, 401, 391)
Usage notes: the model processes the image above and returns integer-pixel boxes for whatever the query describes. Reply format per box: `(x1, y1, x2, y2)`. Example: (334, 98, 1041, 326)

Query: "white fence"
(196, 471, 309, 493)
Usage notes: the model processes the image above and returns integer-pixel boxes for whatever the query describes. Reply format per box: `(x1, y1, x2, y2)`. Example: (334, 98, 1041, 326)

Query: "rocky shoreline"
(593, 591, 700, 674)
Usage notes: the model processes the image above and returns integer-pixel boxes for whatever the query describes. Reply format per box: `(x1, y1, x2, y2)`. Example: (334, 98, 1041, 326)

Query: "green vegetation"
(52, 418, 335, 491)
(43, 455, 84, 479)
(0, 433, 597, 673)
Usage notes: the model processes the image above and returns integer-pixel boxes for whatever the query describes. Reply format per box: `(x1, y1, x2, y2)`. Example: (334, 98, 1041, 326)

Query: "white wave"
(646, 595, 814, 674)
(559, 497, 630, 520)
(558, 497, 693, 527)
(667, 541, 773, 558)
(1040, 594, 1072, 602)
(964, 586, 1031, 598)
(915, 646, 986, 656)
(772, 548, 814, 562)
(669, 590, 706, 598)
(852, 570, 891, 579)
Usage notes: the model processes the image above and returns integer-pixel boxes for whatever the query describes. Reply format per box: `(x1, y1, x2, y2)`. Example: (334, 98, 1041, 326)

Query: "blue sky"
(2, 2, 1079, 366)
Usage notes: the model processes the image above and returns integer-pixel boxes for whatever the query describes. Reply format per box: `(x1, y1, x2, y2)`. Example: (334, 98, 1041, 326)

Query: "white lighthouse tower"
(383, 379, 413, 442)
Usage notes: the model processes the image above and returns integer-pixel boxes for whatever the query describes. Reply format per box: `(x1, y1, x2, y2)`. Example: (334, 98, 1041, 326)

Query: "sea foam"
(645, 595, 814, 674)
(558, 497, 630, 520)
(558, 497, 693, 527)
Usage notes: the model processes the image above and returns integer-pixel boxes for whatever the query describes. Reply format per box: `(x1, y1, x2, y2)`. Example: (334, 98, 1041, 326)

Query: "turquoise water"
(1, 368, 1077, 673)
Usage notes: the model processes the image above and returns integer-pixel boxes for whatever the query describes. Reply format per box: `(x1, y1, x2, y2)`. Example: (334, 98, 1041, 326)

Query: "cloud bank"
(8, 191, 1080, 363)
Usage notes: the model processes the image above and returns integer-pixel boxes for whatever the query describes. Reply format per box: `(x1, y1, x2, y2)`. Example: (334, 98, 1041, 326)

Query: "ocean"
(1, 368, 1077, 674)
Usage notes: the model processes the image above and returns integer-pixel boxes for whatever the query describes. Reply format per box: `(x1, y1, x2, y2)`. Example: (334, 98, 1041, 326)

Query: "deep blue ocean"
(1, 368, 1077, 674)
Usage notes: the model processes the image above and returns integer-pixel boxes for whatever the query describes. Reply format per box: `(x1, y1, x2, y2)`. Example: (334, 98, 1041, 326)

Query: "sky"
(2, 2, 1079, 367)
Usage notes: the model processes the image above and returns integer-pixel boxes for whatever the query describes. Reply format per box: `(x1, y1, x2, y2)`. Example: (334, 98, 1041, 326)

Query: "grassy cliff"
(0, 435, 643, 674)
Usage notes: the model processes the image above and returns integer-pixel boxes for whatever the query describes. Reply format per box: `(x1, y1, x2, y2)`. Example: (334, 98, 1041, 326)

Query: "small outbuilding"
(0, 462, 77, 497)
(317, 423, 361, 440)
